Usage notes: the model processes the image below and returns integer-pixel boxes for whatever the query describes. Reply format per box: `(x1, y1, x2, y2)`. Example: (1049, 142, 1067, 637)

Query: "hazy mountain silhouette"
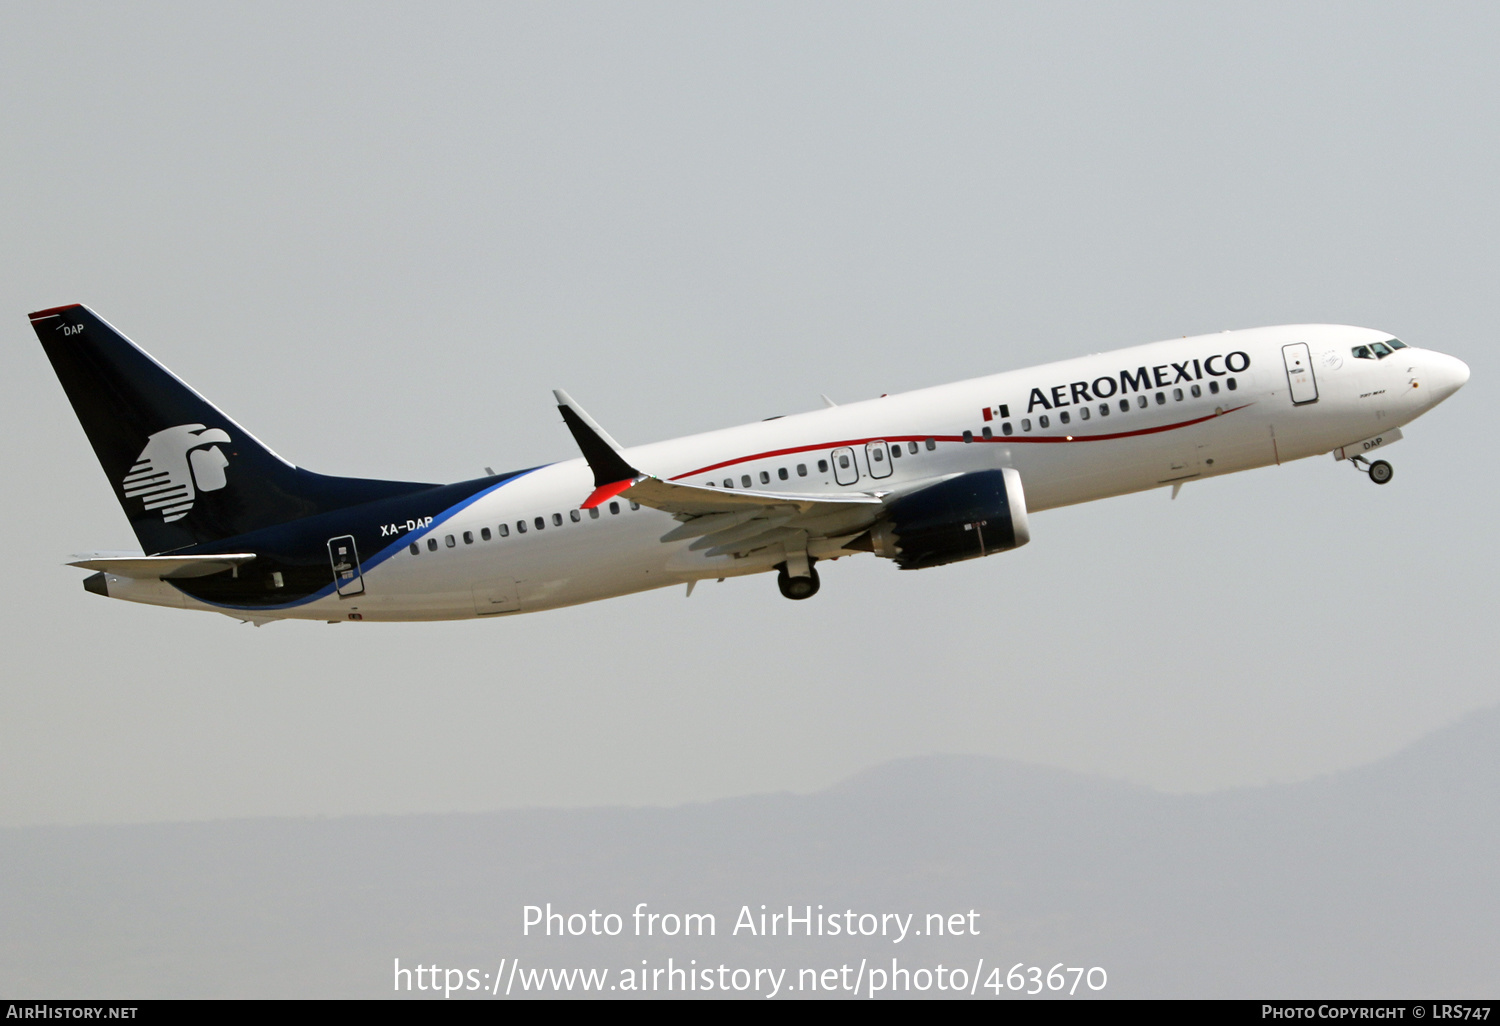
(3, 707, 1497, 998)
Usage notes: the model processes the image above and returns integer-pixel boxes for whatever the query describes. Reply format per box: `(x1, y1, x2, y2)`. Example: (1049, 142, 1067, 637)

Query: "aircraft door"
(865, 440, 893, 479)
(328, 535, 365, 597)
(831, 446, 859, 485)
(1282, 343, 1319, 405)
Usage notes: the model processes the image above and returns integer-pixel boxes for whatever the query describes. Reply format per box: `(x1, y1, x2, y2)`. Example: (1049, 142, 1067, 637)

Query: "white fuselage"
(105, 324, 1468, 622)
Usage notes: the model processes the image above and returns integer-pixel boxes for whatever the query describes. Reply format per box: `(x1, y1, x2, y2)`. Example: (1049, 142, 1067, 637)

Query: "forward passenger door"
(1282, 343, 1319, 405)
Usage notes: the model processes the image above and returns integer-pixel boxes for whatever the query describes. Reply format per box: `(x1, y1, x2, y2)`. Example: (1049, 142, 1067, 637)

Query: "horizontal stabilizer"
(68, 552, 257, 579)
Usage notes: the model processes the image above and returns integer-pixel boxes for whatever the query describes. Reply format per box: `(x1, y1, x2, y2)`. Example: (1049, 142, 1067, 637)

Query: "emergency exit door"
(1282, 343, 1319, 405)
(831, 446, 859, 485)
(328, 535, 365, 597)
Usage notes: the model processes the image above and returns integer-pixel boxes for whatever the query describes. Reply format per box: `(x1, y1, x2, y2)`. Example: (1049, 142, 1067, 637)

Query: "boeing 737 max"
(29, 304, 1468, 623)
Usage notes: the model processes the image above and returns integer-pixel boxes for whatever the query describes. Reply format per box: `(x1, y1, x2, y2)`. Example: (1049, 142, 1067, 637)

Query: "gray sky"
(1, 1, 1496, 826)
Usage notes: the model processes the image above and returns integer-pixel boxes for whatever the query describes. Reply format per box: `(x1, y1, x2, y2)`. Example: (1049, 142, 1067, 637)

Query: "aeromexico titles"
(29, 304, 1468, 623)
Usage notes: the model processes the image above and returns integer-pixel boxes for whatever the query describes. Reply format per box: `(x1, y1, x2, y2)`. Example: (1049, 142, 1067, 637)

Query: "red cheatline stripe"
(581, 478, 637, 509)
(28, 304, 82, 320)
(668, 404, 1253, 481)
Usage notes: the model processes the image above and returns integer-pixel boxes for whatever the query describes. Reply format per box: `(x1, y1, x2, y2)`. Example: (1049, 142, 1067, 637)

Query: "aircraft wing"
(625, 477, 886, 558)
(68, 552, 257, 579)
(622, 476, 883, 516)
(554, 390, 888, 559)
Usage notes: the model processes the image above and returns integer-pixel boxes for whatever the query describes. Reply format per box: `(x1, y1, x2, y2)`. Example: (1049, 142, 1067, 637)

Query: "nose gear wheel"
(1350, 455, 1394, 485)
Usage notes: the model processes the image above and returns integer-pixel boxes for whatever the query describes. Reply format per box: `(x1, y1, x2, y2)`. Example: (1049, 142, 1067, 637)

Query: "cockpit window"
(1387, 338, 1408, 349)
(1353, 343, 1397, 360)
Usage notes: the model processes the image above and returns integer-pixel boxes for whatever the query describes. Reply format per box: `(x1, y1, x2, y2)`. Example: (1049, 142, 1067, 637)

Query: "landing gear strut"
(776, 560, 820, 600)
(1350, 455, 1394, 485)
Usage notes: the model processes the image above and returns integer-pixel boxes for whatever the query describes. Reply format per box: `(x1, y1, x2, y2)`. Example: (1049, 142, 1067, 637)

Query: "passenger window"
(609, 501, 620, 514)
(1172, 388, 1183, 401)
(1059, 411, 1070, 425)
(1040, 415, 1051, 429)
(891, 444, 902, 456)
(629, 501, 640, 510)
(741, 475, 751, 487)
(517, 521, 527, 534)
(981, 426, 992, 439)
(1079, 406, 1090, 421)
(570, 509, 581, 523)
(1190, 384, 1201, 398)
(445, 535, 456, 547)
(1002, 422, 1014, 435)
(534, 517, 545, 531)
(723, 479, 733, 488)
(797, 463, 808, 476)
(778, 467, 789, 479)
(760, 471, 770, 484)
(588, 508, 599, 520)
(907, 441, 918, 454)
(1137, 395, 1148, 409)
(552, 513, 562, 526)
(1155, 392, 1165, 405)
(428, 537, 438, 551)
(463, 531, 473, 544)
(409, 542, 420, 555)
(481, 527, 491, 541)
(1099, 403, 1110, 417)
(1227, 378, 1237, 391)
(925, 438, 936, 451)
(1121, 399, 1131, 412)
(962, 430, 974, 443)
(1209, 380, 1220, 394)
(498, 523, 510, 537)
(1021, 418, 1032, 431)
(818, 459, 830, 472)
(837, 455, 851, 469)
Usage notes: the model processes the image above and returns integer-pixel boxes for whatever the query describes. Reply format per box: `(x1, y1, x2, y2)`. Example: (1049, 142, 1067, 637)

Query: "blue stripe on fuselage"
(178, 465, 547, 612)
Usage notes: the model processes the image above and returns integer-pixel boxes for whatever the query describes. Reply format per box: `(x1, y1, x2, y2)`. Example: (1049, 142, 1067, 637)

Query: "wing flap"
(687, 513, 796, 552)
(658, 509, 763, 543)
(703, 526, 806, 559)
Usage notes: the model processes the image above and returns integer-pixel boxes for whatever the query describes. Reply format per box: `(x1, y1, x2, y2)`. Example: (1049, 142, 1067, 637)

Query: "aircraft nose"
(1425, 352, 1470, 404)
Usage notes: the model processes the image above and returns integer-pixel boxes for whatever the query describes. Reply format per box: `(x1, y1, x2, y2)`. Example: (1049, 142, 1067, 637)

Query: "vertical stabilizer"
(30, 304, 433, 553)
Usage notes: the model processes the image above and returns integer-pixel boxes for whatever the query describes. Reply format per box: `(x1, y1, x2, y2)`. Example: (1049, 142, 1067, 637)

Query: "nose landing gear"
(1350, 455, 1394, 485)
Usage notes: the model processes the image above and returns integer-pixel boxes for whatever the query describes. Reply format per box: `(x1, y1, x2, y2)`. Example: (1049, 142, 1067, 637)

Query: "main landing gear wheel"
(776, 563, 820, 600)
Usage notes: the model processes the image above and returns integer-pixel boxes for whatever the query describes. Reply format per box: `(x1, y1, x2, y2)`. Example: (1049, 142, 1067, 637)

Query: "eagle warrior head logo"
(121, 424, 232, 522)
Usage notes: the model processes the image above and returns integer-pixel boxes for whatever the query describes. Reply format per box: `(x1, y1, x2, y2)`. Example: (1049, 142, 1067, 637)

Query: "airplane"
(29, 304, 1468, 624)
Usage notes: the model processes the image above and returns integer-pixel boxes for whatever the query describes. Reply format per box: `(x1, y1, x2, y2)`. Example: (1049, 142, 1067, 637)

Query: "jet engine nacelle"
(867, 468, 1031, 570)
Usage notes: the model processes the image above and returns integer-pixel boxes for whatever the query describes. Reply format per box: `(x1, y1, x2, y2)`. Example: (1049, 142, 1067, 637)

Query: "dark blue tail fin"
(30, 304, 434, 554)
